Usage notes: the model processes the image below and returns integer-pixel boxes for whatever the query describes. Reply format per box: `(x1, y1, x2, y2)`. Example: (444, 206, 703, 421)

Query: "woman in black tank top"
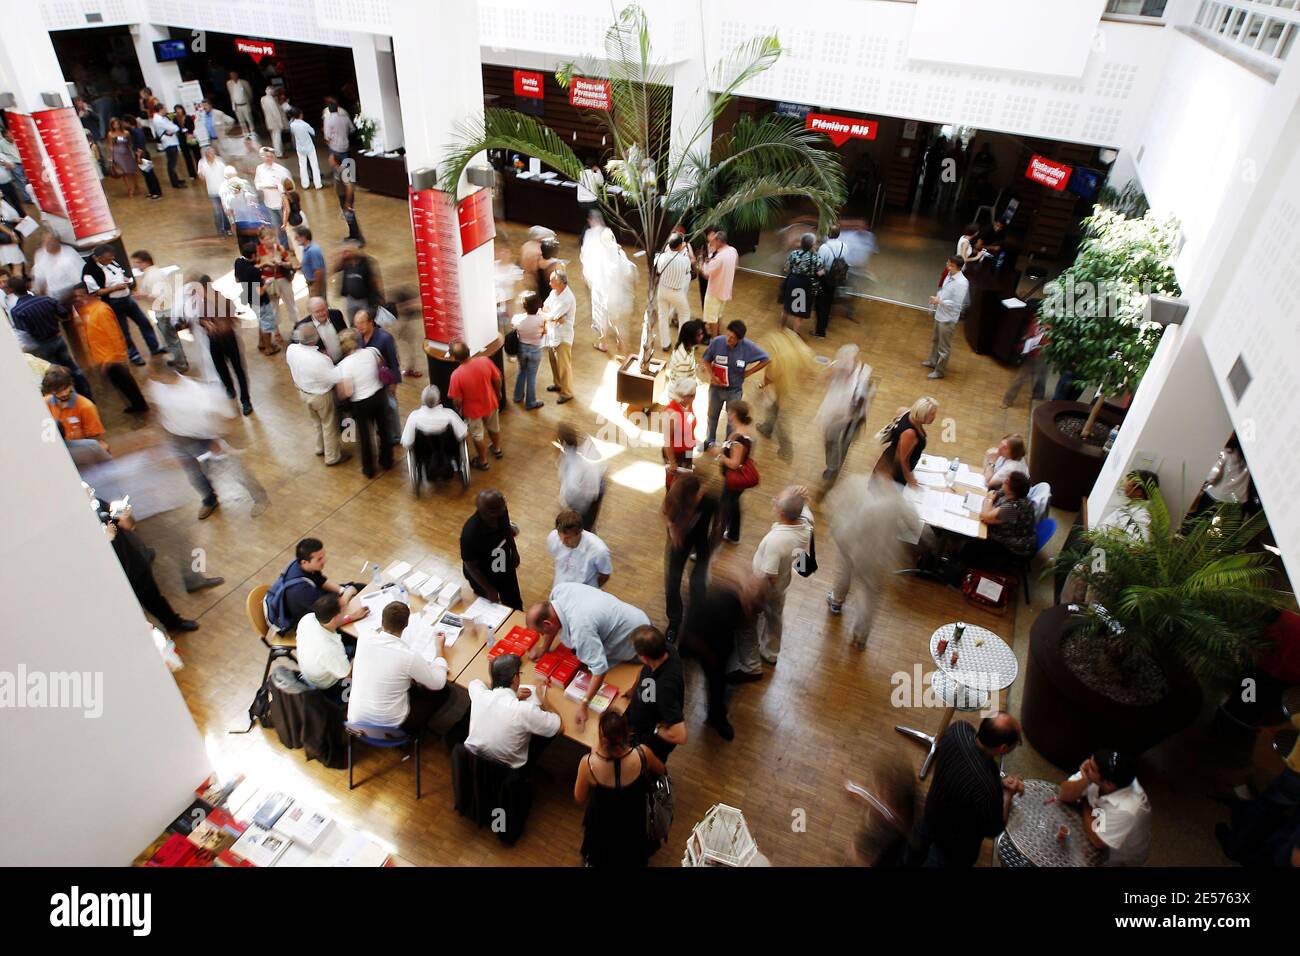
(874, 397, 938, 487)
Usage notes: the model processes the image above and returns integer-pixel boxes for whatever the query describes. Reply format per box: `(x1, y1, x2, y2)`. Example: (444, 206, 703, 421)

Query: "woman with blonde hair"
(874, 396, 937, 489)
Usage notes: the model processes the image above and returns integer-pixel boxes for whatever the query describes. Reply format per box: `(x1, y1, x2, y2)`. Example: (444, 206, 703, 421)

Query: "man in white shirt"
(466, 653, 562, 771)
(401, 384, 468, 447)
(321, 98, 353, 161)
(287, 108, 322, 189)
(261, 86, 288, 157)
(253, 147, 292, 219)
(547, 509, 612, 589)
(654, 234, 693, 351)
(750, 486, 813, 666)
(287, 324, 349, 466)
(347, 601, 449, 734)
(295, 592, 365, 699)
(577, 161, 604, 241)
(196, 147, 231, 237)
(226, 72, 256, 138)
(982, 434, 1029, 490)
(541, 268, 577, 403)
(302, 295, 344, 363)
(1059, 749, 1152, 866)
(31, 233, 86, 307)
(923, 256, 969, 380)
(1096, 471, 1155, 543)
(148, 104, 187, 189)
(130, 250, 188, 372)
(814, 226, 849, 337)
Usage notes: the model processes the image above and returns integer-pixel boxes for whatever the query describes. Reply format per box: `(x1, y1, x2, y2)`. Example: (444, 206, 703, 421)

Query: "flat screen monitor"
(153, 39, 187, 63)
(1068, 166, 1102, 202)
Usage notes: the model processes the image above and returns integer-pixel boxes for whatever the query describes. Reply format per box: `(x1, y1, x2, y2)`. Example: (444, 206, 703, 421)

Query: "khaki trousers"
(300, 388, 342, 463)
(547, 342, 574, 399)
(657, 285, 691, 349)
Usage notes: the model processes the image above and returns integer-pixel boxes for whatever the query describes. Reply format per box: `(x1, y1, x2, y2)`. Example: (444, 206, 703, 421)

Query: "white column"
(352, 33, 405, 153)
(667, 1, 712, 186)
(0, 12, 72, 111)
(0, 328, 210, 865)
(130, 24, 184, 110)
(390, 0, 496, 354)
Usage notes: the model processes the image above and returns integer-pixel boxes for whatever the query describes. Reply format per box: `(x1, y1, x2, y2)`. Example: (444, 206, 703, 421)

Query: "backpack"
(263, 565, 314, 634)
(644, 761, 675, 849)
(827, 240, 849, 285)
(232, 672, 275, 734)
(795, 529, 818, 578)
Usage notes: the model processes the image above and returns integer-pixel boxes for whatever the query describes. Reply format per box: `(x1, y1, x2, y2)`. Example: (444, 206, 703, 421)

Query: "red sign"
(32, 108, 115, 240)
(513, 70, 544, 99)
(568, 77, 611, 111)
(804, 112, 877, 147)
(456, 188, 495, 255)
(1025, 154, 1072, 191)
(235, 38, 276, 63)
(4, 111, 64, 217)
(409, 187, 463, 344)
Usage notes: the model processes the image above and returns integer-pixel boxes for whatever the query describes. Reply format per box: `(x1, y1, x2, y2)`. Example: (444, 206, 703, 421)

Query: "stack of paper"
(915, 453, 950, 473)
(916, 471, 948, 488)
(417, 575, 444, 600)
(964, 492, 987, 513)
(383, 560, 413, 581)
(464, 597, 513, 632)
(434, 581, 463, 607)
(274, 804, 333, 849)
(403, 571, 429, 593)
(954, 467, 986, 488)
(942, 494, 968, 515)
(403, 606, 446, 660)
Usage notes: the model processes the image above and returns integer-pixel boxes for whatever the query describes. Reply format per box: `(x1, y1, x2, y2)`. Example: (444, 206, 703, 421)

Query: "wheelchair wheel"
(458, 438, 471, 489)
(406, 449, 421, 496)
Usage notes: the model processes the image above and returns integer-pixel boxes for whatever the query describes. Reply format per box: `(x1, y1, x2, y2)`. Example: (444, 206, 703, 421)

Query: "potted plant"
(1032, 208, 1181, 509)
(439, 3, 844, 403)
(1022, 488, 1292, 768)
(354, 115, 378, 152)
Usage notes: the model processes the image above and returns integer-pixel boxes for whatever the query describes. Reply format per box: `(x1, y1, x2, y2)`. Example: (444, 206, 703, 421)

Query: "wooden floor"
(85, 153, 1045, 867)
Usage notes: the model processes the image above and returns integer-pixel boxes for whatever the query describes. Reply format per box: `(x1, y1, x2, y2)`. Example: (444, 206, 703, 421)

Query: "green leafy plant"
(1056, 485, 1292, 692)
(1097, 180, 1149, 219)
(439, 3, 845, 372)
(1040, 207, 1182, 438)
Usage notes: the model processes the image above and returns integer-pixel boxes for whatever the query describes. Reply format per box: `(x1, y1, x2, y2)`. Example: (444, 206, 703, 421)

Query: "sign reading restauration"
(1025, 153, 1072, 191)
(804, 112, 878, 147)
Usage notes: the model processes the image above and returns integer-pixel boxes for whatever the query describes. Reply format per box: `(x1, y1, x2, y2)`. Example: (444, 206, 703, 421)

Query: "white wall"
(1130, 28, 1273, 292)
(910, 0, 1107, 79)
(0, 330, 209, 865)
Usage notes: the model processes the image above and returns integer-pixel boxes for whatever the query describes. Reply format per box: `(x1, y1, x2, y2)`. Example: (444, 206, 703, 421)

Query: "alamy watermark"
(0, 665, 103, 718)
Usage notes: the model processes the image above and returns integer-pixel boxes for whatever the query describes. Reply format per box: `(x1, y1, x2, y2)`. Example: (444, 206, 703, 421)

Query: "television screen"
(1068, 166, 1102, 202)
(153, 39, 187, 63)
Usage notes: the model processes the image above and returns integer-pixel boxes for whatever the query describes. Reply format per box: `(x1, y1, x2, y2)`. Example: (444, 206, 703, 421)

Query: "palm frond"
(438, 108, 584, 197)
(686, 169, 842, 237)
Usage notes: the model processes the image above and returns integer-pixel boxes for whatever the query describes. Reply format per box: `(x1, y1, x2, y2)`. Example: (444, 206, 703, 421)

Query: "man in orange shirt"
(41, 365, 109, 456)
(74, 287, 149, 414)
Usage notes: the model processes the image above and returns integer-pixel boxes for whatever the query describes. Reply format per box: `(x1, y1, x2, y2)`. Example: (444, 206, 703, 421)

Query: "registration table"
(341, 567, 639, 750)
(894, 622, 1018, 779)
(903, 453, 989, 540)
(998, 778, 1106, 867)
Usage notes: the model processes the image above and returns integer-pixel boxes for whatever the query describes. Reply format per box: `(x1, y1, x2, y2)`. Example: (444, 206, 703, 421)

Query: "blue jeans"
(707, 386, 742, 445)
(209, 195, 229, 235)
(514, 343, 541, 405)
(31, 336, 93, 399)
(109, 296, 162, 362)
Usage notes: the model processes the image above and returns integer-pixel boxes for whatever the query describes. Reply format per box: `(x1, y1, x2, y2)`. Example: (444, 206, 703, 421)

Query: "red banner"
(456, 188, 495, 255)
(804, 112, 877, 148)
(513, 70, 544, 99)
(1025, 154, 1072, 191)
(569, 77, 611, 111)
(235, 38, 276, 63)
(32, 108, 115, 240)
(409, 187, 462, 344)
(4, 111, 64, 217)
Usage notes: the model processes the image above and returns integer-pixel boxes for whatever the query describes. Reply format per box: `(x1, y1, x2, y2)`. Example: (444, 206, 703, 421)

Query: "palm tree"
(1058, 483, 1292, 691)
(440, 3, 846, 375)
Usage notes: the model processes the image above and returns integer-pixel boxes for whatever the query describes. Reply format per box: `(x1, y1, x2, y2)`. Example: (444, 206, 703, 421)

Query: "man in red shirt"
(447, 340, 503, 470)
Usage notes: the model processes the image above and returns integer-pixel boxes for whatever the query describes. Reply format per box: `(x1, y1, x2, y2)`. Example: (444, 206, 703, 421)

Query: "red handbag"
(725, 458, 760, 491)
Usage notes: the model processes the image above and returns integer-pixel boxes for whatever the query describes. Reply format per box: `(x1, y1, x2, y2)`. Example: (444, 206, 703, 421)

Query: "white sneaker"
(827, 592, 843, 615)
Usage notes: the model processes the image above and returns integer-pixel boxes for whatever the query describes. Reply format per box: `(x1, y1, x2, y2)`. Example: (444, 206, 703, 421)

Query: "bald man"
(914, 712, 1024, 866)
(295, 296, 346, 363)
(460, 490, 523, 610)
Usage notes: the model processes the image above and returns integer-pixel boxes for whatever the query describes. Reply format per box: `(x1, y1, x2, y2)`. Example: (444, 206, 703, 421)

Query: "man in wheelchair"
(401, 385, 471, 491)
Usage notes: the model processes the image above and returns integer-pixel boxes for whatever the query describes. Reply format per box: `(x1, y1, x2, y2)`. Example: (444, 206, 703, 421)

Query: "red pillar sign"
(568, 77, 611, 111)
(409, 187, 463, 344)
(4, 111, 64, 217)
(1025, 154, 1072, 191)
(804, 113, 878, 147)
(32, 107, 116, 240)
(456, 188, 495, 255)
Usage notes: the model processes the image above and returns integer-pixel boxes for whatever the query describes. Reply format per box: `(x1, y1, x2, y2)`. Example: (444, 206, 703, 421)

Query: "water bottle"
(948, 457, 960, 487)
(398, 584, 409, 607)
(1104, 426, 1119, 452)
(370, 562, 382, 587)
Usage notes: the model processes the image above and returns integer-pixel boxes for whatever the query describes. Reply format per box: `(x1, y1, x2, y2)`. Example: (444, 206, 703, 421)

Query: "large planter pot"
(1021, 605, 1201, 769)
(1028, 400, 1126, 511)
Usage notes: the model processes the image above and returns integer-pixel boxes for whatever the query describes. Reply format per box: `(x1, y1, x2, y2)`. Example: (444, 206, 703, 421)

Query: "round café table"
(894, 622, 1018, 779)
(998, 778, 1106, 867)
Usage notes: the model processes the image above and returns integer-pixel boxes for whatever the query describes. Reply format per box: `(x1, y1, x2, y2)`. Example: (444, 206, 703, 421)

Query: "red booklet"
(501, 625, 540, 652)
(535, 648, 581, 687)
